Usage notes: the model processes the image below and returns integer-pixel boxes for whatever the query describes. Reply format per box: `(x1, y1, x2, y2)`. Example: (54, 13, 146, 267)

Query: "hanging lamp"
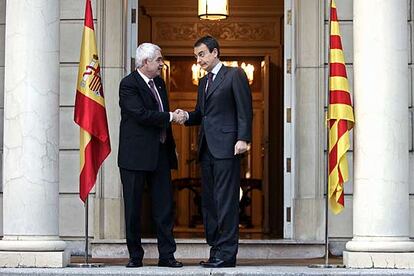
(198, 0, 229, 20)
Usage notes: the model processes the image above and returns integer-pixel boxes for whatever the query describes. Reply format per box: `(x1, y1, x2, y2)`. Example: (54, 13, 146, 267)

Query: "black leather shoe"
(199, 257, 216, 265)
(202, 258, 236, 268)
(126, 258, 143, 268)
(158, 258, 183, 268)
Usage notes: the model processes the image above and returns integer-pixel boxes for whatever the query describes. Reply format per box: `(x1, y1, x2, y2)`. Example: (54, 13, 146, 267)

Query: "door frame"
(283, 0, 296, 239)
(124, 0, 138, 74)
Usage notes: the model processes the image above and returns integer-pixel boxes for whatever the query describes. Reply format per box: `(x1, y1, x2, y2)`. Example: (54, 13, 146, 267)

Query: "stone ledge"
(344, 251, 414, 268)
(0, 251, 70, 268)
(91, 239, 325, 259)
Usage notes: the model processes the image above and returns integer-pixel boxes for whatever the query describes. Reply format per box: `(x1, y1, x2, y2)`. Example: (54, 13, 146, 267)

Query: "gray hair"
(135, 43, 161, 68)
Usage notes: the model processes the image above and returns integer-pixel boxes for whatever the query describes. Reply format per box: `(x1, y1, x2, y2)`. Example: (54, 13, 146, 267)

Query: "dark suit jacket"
(186, 66, 253, 159)
(118, 70, 178, 171)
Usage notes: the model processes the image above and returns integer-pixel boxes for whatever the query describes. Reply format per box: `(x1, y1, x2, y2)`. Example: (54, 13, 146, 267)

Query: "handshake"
(171, 109, 188, 125)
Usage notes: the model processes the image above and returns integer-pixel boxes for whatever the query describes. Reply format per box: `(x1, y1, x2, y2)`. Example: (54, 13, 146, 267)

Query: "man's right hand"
(172, 109, 188, 124)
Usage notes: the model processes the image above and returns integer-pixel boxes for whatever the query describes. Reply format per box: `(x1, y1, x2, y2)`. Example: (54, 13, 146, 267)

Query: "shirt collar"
(137, 68, 152, 85)
(210, 62, 222, 76)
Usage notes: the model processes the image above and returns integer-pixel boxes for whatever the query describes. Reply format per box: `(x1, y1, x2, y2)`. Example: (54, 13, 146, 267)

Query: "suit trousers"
(199, 138, 240, 262)
(120, 143, 176, 261)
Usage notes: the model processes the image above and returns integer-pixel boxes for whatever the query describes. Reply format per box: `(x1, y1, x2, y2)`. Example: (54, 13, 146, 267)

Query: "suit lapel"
(132, 70, 158, 107)
(206, 65, 227, 101)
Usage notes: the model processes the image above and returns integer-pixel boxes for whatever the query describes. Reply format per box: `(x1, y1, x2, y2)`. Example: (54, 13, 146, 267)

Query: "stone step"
(0, 265, 411, 276)
(90, 239, 326, 259)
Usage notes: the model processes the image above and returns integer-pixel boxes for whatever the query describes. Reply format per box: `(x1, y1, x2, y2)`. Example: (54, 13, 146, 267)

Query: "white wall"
(324, 0, 355, 239)
(326, 0, 414, 239)
(0, 0, 5, 236)
(58, 0, 98, 239)
(293, 0, 414, 244)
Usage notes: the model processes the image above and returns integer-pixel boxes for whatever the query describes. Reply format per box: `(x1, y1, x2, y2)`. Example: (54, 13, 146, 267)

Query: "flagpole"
(324, 157, 330, 266)
(68, 194, 103, 268)
(324, 0, 332, 266)
(314, 1, 332, 266)
(70, 0, 109, 268)
(309, 1, 343, 268)
(85, 196, 89, 264)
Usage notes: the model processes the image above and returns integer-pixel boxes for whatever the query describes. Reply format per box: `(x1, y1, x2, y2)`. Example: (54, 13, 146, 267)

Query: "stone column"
(90, 0, 126, 257)
(343, 0, 414, 268)
(293, 0, 325, 242)
(93, 0, 125, 240)
(0, 0, 68, 267)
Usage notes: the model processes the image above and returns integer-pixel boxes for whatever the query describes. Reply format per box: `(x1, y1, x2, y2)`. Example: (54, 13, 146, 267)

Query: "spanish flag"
(74, 0, 111, 202)
(327, 0, 354, 214)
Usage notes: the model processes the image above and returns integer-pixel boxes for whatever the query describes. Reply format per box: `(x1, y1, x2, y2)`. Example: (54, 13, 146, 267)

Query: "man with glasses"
(118, 42, 184, 268)
(176, 36, 253, 267)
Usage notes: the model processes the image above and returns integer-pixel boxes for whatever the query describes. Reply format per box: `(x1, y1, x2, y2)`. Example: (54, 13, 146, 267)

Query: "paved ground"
(1, 265, 414, 276)
(0, 257, 413, 275)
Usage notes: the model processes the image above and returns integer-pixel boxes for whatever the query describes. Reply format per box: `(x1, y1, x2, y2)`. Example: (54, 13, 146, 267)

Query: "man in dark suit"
(176, 36, 253, 267)
(118, 43, 184, 268)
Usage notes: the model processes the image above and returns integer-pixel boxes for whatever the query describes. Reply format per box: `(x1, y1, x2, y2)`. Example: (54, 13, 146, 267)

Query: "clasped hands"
(171, 109, 187, 125)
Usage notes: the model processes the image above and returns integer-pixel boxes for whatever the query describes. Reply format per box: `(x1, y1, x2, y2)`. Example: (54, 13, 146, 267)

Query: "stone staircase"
(90, 239, 326, 259)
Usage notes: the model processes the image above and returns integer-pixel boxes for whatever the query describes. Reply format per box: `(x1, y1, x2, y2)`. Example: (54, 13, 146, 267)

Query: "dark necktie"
(205, 72, 214, 95)
(148, 80, 166, 143)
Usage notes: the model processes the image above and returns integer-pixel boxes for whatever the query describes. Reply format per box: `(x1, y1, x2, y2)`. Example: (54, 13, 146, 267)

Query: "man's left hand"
(172, 109, 188, 124)
(234, 140, 249, 155)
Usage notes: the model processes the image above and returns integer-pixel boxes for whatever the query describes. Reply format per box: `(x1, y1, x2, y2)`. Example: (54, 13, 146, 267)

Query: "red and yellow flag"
(74, 0, 111, 202)
(327, 0, 354, 214)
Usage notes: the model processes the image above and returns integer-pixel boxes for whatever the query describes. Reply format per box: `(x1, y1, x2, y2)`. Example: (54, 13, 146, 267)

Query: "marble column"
(92, 0, 125, 246)
(0, 0, 68, 267)
(343, 0, 414, 268)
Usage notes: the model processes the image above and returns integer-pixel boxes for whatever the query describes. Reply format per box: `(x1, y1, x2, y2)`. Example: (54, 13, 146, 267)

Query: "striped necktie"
(205, 72, 214, 95)
(148, 80, 166, 143)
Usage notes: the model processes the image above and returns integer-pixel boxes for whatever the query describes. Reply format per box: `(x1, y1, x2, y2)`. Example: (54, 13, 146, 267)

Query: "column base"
(0, 251, 69, 268)
(346, 237, 414, 252)
(0, 239, 67, 251)
(344, 251, 414, 268)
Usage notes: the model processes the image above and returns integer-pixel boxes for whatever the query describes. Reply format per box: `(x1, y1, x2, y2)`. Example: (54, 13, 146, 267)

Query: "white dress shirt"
(137, 69, 173, 122)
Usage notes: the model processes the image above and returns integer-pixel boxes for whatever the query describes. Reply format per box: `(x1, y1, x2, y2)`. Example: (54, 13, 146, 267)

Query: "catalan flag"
(74, 0, 111, 202)
(327, 0, 354, 214)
